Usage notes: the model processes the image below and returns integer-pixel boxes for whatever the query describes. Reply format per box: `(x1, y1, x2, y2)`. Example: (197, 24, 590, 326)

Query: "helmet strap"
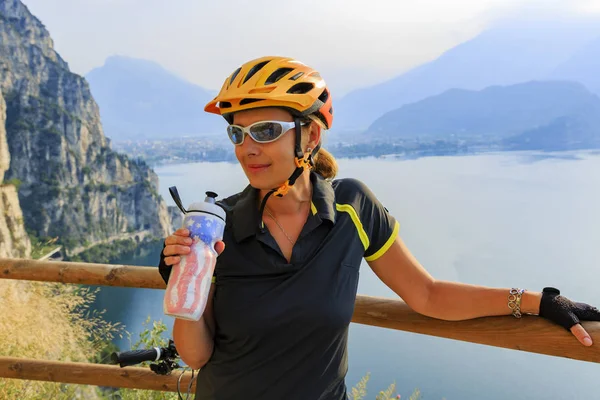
(257, 118, 315, 233)
(294, 117, 304, 160)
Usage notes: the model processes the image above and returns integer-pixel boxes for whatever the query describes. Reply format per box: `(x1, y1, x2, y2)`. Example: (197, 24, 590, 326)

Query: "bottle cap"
(187, 191, 226, 221)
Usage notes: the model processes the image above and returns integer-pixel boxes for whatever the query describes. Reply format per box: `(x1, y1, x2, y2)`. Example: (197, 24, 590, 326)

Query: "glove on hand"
(539, 287, 600, 330)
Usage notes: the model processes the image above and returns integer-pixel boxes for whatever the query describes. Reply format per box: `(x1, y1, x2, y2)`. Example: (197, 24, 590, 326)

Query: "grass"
(349, 371, 422, 400)
(0, 279, 123, 399)
(29, 235, 60, 259)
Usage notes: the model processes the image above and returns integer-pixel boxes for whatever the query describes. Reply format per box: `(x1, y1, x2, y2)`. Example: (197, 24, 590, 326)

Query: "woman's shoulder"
(215, 185, 253, 212)
(216, 189, 246, 230)
(215, 192, 243, 212)
(331, 176, 376, 204)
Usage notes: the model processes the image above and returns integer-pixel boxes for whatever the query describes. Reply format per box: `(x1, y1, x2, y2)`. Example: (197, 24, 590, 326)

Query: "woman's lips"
(246, 163, 271, 173)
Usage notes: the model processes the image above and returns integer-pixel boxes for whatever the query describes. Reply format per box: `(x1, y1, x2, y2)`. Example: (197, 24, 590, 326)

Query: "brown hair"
(300, 117, 338, 180)
(313, 146, 338, 180)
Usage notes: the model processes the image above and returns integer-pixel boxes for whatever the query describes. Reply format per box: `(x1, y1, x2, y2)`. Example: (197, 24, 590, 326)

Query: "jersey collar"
(232, 171, 336, 243)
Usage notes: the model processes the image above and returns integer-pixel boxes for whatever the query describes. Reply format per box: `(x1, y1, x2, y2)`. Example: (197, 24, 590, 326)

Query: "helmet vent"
(239, 98, 264, 106)
(219, 101, 232, 109)
(265, 68, 294, 85)
(289, 72, 304, 81)
(318, 89, 329, 104)
(243, 61, 270, 84)
(287, 82, 314, 94)
(229, 68, 242, 86)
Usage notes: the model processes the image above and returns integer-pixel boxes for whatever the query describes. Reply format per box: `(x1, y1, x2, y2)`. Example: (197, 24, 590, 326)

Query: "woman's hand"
(159, 228, 225, 284)
(538, 287, 600, 347)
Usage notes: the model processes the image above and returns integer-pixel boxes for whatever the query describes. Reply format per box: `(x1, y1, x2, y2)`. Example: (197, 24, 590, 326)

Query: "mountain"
(550, 36, 600, 97)
(335, 19, 600, 129)
(0, 0, 171, 255)
(0, 91, 31, 258)
(367, 81, 600, 150)
(503, 114, 600, 151)
(86, 56, 226, 140)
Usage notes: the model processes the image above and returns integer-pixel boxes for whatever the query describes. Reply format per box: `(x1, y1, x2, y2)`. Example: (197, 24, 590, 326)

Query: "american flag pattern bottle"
(164, 191, 226, 321)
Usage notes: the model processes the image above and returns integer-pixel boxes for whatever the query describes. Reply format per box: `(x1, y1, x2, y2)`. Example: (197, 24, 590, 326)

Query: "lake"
(93, 151, 600, 399)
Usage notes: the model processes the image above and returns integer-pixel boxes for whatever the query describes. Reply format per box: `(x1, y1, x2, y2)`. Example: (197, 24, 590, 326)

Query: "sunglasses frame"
(226, 120, 307, 146)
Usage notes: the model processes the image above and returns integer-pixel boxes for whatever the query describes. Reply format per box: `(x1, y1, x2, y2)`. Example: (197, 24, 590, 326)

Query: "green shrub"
(99, 318, 179, 400)
(4, 178, 22, 190)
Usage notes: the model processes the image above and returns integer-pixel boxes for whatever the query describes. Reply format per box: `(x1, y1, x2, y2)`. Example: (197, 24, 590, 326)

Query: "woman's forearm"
(422, 280, 542, 321)
(173, 316, 214, 369)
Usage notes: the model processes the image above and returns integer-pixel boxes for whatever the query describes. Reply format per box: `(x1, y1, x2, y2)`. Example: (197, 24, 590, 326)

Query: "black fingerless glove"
(158, 241, 171, 285)
(539, 287, 600, 330)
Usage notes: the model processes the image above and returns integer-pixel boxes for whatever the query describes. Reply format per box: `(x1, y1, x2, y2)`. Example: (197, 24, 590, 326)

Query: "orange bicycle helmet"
(205, 56, 333, 130)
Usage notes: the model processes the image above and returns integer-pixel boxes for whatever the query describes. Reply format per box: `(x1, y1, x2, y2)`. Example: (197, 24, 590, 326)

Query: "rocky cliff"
(168, 205, 183, 233)
(0, 0, 171, 255)
(0, 90, 31, 258)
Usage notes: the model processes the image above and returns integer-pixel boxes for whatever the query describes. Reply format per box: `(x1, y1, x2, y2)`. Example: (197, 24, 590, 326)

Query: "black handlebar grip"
(111, 348, 161, 367)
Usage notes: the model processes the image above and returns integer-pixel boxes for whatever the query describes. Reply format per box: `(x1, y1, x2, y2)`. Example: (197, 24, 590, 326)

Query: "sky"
(21, 0, 600, 97)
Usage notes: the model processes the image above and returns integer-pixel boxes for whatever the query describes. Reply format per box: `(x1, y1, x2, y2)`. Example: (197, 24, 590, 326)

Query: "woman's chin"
(242, 164, 293, 190)
(246, 175, 283, 191)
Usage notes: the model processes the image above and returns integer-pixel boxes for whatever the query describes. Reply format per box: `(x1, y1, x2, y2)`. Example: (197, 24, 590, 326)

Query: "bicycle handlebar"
(109, 339, 180, 375)
(111, 348, 165, 367)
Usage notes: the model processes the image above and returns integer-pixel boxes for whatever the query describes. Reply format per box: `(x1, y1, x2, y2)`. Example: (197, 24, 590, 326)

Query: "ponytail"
(313, 147, 338, 180)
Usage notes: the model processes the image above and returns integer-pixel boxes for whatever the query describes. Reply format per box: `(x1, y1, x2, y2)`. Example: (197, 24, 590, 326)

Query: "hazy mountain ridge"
(86, 55, 226, 140)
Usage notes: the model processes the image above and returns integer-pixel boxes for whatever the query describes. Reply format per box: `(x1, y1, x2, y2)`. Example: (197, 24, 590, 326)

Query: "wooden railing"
(1, 257, 599, 393)
(0, 356, 196, 393)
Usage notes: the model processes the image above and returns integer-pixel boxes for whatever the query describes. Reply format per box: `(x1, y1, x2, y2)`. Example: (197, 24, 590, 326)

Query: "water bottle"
(163, 188, 226, 321)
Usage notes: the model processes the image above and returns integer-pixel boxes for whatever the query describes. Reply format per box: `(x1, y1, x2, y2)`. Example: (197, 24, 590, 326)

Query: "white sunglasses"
(226, 120, 307, 145)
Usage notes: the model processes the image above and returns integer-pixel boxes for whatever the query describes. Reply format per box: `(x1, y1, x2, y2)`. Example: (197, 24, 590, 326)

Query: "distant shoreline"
(146, 148, 600, 169)
(112, 132, 600, 169)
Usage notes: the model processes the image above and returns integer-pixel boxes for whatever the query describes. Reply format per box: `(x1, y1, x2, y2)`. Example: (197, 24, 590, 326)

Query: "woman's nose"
(240, 132, 261, 154)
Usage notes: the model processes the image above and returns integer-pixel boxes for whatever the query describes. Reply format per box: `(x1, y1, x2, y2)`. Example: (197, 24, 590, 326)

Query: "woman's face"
(231, 107, 319, 190)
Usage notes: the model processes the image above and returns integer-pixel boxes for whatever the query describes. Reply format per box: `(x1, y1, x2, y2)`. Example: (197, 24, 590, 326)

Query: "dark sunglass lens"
(227, 126, 244, 144)
(250, 122, 283, 142)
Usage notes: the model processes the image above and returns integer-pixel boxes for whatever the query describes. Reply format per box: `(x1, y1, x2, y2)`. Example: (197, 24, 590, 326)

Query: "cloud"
(21, 0, 600, 97)
(481, 0, 600, 24)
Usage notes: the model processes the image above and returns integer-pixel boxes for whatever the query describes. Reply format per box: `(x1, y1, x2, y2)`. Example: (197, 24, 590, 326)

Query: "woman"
(158, 56, 599, 400)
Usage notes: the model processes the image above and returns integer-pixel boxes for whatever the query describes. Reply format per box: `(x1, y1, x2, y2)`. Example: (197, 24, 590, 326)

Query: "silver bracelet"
(508, 288, 526, 318)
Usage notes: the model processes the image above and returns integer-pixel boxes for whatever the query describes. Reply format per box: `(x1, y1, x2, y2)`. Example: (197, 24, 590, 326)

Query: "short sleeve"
(158, 241, 217, 285)
(336, 178, 400, 262)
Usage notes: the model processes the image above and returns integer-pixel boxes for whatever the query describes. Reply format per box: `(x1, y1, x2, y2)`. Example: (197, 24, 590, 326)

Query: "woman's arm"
(367, 235, 598, 346)
(367, 235, 541, 319)
(420, 281, 542, 321)
(172, 283, 216, 370)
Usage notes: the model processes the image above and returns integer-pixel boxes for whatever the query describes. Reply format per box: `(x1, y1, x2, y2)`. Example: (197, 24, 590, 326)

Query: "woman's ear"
(308, 120, 322, 150)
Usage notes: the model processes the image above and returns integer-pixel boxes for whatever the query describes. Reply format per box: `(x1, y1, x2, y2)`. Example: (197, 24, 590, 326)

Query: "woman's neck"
(259, 171, 312, 216)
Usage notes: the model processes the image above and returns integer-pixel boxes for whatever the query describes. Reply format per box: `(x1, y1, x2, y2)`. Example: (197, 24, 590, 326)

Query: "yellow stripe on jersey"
(335, 203, 369, 251)
(365, 220, 399, 261)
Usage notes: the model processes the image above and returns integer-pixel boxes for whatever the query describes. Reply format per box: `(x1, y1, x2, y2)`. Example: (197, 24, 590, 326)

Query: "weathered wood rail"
(1, 257, 598, 392)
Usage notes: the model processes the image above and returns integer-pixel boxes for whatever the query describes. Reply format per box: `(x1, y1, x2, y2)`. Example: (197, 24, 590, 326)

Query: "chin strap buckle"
(273, 180, 292, 197)
(272, 152, 312, 199)
(294, 151, 313, 170)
